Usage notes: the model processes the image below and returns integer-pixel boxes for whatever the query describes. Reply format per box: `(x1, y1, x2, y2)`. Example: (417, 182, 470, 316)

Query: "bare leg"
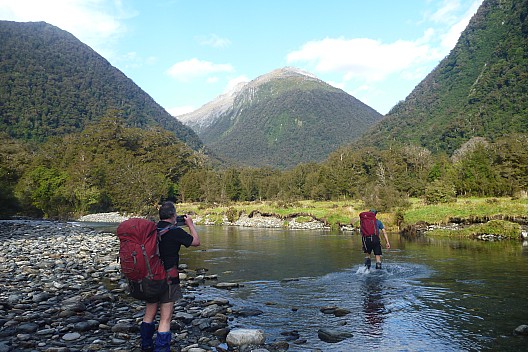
(158, 301, 175, 332)
(143, 302, 158, 323)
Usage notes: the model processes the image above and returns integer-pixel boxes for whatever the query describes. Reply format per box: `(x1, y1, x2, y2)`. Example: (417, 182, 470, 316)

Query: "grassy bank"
(177, 197, 528, 233)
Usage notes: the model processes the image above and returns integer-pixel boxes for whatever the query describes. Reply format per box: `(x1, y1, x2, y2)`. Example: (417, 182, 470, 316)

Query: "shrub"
(425, 179, 456, 204)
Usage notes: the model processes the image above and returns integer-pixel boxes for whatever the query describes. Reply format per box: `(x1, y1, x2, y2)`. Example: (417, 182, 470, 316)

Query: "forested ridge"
(0, 21, 203, 150)
(358, 0, 528, 154)
(1, 117, 526, 218)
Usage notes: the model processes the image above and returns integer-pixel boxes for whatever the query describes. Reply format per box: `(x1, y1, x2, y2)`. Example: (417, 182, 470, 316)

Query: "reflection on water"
(179, 226, 528, 351)
(362, 273, 385, 336)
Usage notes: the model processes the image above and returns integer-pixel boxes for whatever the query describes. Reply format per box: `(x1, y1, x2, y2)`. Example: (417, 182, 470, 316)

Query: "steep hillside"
(178, 67, 383, 168)
(0, 21, 203, 150)
(360, 0, 528, 154)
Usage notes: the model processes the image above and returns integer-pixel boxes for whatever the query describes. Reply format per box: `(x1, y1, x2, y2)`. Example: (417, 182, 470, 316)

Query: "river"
(172, 225, 528, 352)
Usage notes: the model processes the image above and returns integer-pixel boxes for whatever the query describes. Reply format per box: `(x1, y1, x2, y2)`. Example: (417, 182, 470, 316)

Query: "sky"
(0, 0, 483, 116)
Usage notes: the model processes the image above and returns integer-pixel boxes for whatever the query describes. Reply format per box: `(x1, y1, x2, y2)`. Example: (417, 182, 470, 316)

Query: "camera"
(176, 215, 186, 226)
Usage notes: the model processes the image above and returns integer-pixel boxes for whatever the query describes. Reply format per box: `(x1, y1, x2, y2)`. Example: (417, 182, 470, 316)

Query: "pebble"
(0, 220, 278, 351)
(76, 211, 334, 231)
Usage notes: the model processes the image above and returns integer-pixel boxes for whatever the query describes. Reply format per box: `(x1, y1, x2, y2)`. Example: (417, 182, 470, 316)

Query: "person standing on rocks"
(140, 201, 200, 352)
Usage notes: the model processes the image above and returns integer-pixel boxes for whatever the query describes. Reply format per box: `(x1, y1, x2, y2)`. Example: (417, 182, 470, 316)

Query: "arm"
(184, 215, 200, 246)
(382, 228, 390, 249)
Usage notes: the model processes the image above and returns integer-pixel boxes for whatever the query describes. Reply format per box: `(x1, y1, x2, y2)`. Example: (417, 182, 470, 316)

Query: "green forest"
(1, 114, 526, 219)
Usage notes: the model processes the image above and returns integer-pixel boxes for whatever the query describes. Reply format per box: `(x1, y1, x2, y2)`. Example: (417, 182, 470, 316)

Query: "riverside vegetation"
(175, 197, 528, 240)
(1, 116, 527, 222)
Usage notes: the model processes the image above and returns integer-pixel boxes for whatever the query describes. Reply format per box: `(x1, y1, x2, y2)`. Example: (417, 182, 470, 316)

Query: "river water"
(174, 225, 528, 352)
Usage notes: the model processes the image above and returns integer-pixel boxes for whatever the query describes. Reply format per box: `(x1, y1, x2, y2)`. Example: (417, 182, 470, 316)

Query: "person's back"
(139, 201, 200, 352)
(360, 210, 390, 270)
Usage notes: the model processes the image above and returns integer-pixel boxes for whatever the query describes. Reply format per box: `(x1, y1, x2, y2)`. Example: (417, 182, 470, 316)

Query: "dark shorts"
(362, 235, 382, 256)
(159, 279, 183, 304)
(128, 277, 182, 303)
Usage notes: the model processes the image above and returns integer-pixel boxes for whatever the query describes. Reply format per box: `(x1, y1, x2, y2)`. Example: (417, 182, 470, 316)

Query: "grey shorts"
(159, 280, 183, 304)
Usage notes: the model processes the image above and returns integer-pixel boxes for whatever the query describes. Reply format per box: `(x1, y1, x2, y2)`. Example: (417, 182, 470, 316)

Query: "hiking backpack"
(359, 211, 379, 237)
(116, 218, 171, 301)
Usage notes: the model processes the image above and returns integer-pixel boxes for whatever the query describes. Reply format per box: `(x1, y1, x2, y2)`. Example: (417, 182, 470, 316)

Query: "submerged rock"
(317, 328, 353, 343)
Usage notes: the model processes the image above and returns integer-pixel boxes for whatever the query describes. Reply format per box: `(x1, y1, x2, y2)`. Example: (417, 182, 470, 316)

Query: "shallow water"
(179, 226, 528, 351)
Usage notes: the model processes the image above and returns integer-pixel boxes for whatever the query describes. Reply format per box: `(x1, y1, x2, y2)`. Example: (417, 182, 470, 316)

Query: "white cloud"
(0, 0, 130, 57)
(286, 0, 483, 89)
(429, 0, 461, 24)
(287, 37, 435, 83)
(207, 76, 219, 84)
(198, 33, 231, 48)
(224, 75, 249, 93)
(168, 105, 195, 117)
(440, 0, 483, 49)
(166, 58, 234, 81)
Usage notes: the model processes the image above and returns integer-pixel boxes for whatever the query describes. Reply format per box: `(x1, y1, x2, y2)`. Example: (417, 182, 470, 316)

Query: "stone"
(201, 304, 225, 318)
(333, 308, 351, 317)
(213, 282, 240, 289)
(226, 328, 265, 347)
(233, 308, 264, 317)
(62, 332, 81, 341)
(317, 328, 353, 343)
(16, 322, 39, 334)
(514, 324, 528, 336)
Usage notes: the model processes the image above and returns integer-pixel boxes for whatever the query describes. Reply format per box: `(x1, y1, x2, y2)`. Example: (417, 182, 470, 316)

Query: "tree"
(15, 166, 70, 218)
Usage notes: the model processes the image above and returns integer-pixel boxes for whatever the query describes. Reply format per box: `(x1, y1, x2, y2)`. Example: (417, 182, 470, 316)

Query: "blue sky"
(0, 0, 483, 115)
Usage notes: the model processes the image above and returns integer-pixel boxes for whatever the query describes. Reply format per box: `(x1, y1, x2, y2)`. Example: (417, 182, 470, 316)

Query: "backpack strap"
(157, 224, 178, 238)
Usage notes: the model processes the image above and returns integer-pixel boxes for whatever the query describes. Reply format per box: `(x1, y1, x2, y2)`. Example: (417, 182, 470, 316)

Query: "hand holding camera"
(175, 215, 187, 226)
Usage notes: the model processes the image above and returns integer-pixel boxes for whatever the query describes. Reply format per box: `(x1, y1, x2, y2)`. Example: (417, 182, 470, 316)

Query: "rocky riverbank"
(77, 212, 352, 232)
(0, 220, 297, 352)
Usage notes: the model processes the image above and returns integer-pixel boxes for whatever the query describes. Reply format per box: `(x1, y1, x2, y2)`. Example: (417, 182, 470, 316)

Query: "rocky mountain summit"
(177, 67, 383, 168)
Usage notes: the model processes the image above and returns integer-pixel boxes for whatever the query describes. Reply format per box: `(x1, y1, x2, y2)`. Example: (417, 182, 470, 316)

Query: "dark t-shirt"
(157, 220, 194, 270)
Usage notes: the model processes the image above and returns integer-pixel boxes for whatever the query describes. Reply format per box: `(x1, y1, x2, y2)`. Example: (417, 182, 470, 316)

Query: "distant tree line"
(1, 116, 527, 219)
(180, 134, 528, 209)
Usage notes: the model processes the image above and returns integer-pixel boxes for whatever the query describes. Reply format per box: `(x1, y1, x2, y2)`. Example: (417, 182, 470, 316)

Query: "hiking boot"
(364, 258, 371, 269)
(375, 262, 382, 270)
(140, 321, 155, 352)
(154, 331, 171, 352)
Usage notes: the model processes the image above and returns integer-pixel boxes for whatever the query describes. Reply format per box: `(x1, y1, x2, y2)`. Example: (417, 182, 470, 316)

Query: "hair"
(159, 201, 176, 220)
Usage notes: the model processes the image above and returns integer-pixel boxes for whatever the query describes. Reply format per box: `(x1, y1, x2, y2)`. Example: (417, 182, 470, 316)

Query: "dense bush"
(1, 123, 527, 218)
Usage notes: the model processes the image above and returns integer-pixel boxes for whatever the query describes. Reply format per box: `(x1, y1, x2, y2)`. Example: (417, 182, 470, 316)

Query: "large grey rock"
(226, 328, 265, 347)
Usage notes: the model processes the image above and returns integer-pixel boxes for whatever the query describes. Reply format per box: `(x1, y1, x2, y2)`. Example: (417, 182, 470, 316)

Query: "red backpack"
(359, 211, 379, 237)
(116, 218, 171, 301)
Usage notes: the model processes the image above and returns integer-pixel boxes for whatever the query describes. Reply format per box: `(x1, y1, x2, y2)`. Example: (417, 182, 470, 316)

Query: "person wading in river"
(140, 201, 200, 352)
(360, 209, 390, 270)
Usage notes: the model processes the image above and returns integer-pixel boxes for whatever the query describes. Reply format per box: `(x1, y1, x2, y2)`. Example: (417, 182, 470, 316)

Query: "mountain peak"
(257, 66, 318, 80)
(178, 66, 382, 168)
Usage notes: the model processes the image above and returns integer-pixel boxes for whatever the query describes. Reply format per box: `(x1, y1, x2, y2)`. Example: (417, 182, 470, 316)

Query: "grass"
(426, 220, 522, 239)
(178, 197, 527, 232)
(178, 199, 364, 229)
(402, 197, 528, 226)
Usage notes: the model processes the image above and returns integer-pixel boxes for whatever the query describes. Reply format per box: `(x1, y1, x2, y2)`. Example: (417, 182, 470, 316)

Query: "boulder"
(226, 328, 265, 347)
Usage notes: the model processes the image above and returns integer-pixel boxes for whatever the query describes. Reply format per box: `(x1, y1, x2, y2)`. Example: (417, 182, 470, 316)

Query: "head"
(369, 209, 378, 215)
(159, 201, 176, 220)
